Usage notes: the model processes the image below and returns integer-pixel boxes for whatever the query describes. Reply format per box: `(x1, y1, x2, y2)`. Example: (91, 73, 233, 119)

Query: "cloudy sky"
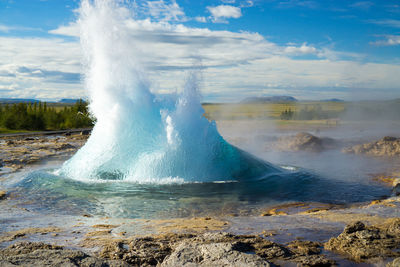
(1, 0, 400, 102)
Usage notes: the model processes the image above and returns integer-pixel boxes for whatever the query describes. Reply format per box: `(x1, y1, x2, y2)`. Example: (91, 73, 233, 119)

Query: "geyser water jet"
(60, 0, 281, 182)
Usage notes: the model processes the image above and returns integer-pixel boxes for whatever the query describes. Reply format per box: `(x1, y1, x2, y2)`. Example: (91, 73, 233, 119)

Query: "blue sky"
(0, 0, 400, 101)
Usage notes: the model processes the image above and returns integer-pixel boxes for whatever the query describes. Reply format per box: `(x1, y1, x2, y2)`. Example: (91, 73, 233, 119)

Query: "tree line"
(0, 100, 94, 131)
(280, 106, 343, 120)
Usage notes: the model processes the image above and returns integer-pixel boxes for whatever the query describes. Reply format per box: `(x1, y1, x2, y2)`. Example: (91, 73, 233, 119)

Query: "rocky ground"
(1, 131, 400, 266)
(272, 132, 338, 152)
(343, 136, 400, 157)
(0, 132, 88, 173)
(1, 218, 400, 266)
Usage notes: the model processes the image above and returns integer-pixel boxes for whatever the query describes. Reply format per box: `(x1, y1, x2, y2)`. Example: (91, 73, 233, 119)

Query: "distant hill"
(322, 98, 344, 102)
(241, 96, 298, 103)
(58, 98, 81, 103)
(0, 98, 39, 104)
(0, 98, 83, 104)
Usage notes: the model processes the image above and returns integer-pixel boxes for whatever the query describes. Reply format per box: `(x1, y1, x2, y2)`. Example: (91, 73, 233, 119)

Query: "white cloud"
(371, 35, 400, 46)
(350, 1, 374, 10)
(207, 5, 242, 23)
(277, 0, 318, 9)
(369, 19, 400, 28)
(0, 24, 42, 33)
(146, 0, 186, 22)
(0, 25, 10, 33)
(48, 22, 79, 37)
(195, 16, 207, 23)
(2, 17, 400, 101)
(0, 37, 82, 100)
(284, 43, 317, 55)
(240, 1, 254, 8)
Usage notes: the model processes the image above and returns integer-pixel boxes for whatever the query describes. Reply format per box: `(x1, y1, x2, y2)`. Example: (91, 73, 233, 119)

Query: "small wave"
(279, 165, 299, 171)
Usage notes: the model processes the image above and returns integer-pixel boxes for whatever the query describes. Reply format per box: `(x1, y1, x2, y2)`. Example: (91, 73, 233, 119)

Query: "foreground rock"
(387, 257, 400, 267)
(274, 132, 337, 152)
(99, 232, 335, 266)
(325, 219, 400, 262)
(0, 190, 6, 200)
(0, 134, 88, 173)
(0, 242, 128, 267)
(343, 136, 400, 156)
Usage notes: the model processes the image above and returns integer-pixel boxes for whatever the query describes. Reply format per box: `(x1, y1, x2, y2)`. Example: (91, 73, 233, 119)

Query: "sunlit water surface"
(4, 151, 392, 219)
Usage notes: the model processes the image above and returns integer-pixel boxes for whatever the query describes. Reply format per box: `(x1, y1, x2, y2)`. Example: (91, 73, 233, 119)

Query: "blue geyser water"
(59, 0, 281, 183)
(9, 166, 391, 219)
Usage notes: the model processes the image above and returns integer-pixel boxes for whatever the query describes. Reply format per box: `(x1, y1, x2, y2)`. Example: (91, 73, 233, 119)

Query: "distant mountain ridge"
(0, 98, 40, 103)
(241, 96, 298, 103)
(58, 98, 81, 103)
(322, 98, 344, 102)
(0, 98, 82, 104)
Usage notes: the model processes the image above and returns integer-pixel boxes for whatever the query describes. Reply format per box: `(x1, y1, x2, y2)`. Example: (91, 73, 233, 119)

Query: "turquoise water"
(7, 161, 390, 219)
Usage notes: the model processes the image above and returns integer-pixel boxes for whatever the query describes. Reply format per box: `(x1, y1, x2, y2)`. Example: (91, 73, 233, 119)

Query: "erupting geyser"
(60, 0, 281, 183)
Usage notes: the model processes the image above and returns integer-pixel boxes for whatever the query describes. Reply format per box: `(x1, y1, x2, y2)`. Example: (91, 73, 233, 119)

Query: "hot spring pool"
(3, 159, 391, 219)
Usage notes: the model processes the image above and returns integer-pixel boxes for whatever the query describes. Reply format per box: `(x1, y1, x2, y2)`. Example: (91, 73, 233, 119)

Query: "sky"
(0, 0, 400, 102)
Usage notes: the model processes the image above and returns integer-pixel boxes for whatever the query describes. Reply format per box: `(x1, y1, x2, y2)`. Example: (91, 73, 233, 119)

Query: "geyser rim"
(50, 168, 242, 185)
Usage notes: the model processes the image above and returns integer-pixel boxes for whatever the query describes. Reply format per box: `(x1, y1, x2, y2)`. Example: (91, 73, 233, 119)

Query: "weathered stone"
(55, 143, 76, 150)
(96, 232, 336, 266)
(161, 241, 270, 267)
(325, 220, 400, 262)
(274, 132, 337, 152)
(386, 257, 400, 267)
(287, 240, 322, 255)
(393, 183, 400, 196)
(343, 221, 365, 234)
(0, 135, 88, 174)
(0, 242, 129, 267)
(0, 190, 6, 200)
(386, 218, 400, 236)
(293, 255, 336, 267)
(343, 136, 400, 156)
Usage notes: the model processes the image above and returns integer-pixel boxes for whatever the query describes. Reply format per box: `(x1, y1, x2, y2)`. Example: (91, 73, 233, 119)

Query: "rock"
(274, 132, 337, 152)
(97, 232, 334, 266)
(387, 257, 400, 267)
(5, 140, 14, 146)
(383, 136, 397, 142)
(80, 130, 91, 136)
(55, 143, 75, 150)
(0, 242, 129, 267)
(161, 241, 270, 267)
(293, 255, 335, 267)
(287, 240, 322, 255)
(343, 136, 400, 156)
(343, 221, 365, 234)
(393, 183, 400, 196)
(386, 218, 400, 236)
(99, 234, 189, 266)
(0, 190, 6, 200)
(325, 220, 400, 262)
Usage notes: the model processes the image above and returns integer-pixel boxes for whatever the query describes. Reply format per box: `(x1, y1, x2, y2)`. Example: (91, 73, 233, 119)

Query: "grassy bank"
(203, 102, 345, 120)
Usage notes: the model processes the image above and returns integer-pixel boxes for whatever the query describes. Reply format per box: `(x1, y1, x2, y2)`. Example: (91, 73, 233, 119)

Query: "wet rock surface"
(387, 257, 400, 267)
(273, 132, 337, 152)
(325, 219, 400, 262)
(0, 134, 88, 173)
(98, 232, 335, 266)
(343, 136, 400, 156)
(0, 190, 6, 200)
(0, 242, 129, 267)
